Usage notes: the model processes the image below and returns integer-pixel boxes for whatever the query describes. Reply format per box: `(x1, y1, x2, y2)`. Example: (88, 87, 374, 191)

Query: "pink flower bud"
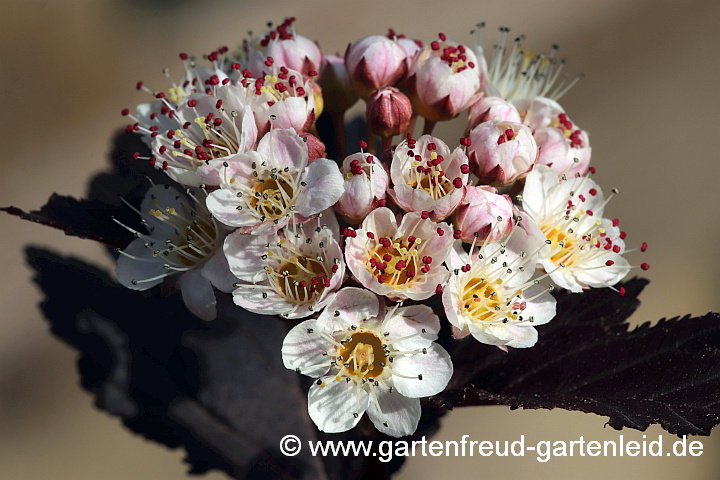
(345, 35, 408, 98)
(467, 95, 521, 131)
(334, 152, 389, 224)
(406, 39, 482, 121)
(453, 186, 513, 243)
(366, 87, 412, 138)
(299, 132, 327, 163)
(318, 54, 358, 113)
(247, 22, 322, 79)
(467, 120, 537, 186)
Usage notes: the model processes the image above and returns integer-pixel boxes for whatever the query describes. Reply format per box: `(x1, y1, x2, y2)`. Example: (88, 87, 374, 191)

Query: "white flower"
(124, 54, 255, 187)
(443, 224, 556, 348)
(473, 25, 582, 101)
(282, 287, 453, 437)
(115, 184, 235, 321)
(224, 209, 344, 319)
(205, 128, 344, 235)
(521, 165, 637, 292)
(389, 135, 469, 221)
(345, 207, 453, 301)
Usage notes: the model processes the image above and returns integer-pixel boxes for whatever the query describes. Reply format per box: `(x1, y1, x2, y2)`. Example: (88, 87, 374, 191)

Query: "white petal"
(367, 389, 420, 437)
(223, 230, 269, 281)
(316, 287, 379, 331)
(520, 284, 557, 326)
(385, 305, 441, 350)
(282, 320, 333, 378)
(391, 343, 453, 398)
(296, 158, 345, 217)
(177, 269, 217, 321)
(256, 128, 308, 171)
(308, 379, 369, 433)
(206, 189, 258, 228)
(232, 283, 293, 316)
(200, 247, 237, 293)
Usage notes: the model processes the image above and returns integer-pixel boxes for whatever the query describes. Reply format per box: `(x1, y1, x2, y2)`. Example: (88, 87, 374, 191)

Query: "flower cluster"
(116, 19, 649, 437)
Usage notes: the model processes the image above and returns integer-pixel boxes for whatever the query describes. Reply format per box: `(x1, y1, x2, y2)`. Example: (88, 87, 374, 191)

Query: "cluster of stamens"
(473, 23, 582, 100)
(551, 113, 585, 148)
(404, 136, 470, 201)
(430, 33, 476, 73)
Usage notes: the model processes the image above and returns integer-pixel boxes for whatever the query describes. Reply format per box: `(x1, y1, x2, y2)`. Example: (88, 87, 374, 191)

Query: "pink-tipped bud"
(366, 87, 412, 138)
(467, 96, 521, 131)
(345, 35, 408, 98)
(467, 120, 537, 186)
(334, 152, 389, 224)
(453, 186, 514, 243)
(299, 133, 327, 164)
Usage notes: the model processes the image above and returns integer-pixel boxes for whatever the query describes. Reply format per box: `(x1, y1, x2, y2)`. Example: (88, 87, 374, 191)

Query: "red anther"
(383, 253, 392, 262)
(213, 118, 223, 126)
(406, 270, 416, 278)
(231, 62, 241, 70)
(435, 226, 445, 237)
(155, 92, 166, 99)
(296, 87, 306, 96)
(435, 284, 443, 295)
(125, 124, 134, 133)
(588, 188, 597, 196)
(148, 157, 156, 167)
(619, 231, 627, 239)
(216, 100, 223, 109)
(421, 265, 430, 273)
(605, 260, 615, 266)
(162, 161, 169, 171)
(604, 244, 612, 250)
(166, 130, 175, 139)
(438, 32, 447, 41)
(395, 260, 406, 270)
(150, 112, 157, 120)
(504, 128, 515, 140)
(436, 155, 444, 163)
(359, 140, 368, 149)
(421, 211, 430, 219)
(640, 242, 648, 252)
(298, 280, 308, 289)
(423, 256, 433, 264)
(431, 41, 440, 51)
(377, 274, 386, 284)
(610, 218, 619, 227)
(453, 229, 462, 239)
(159, 146, 167, 154)
(367, 232, 375, 240)
(460, 164, 470, 174)
(121, 108, 129, 116)
(136, 81, 144, 90)
(323, 277, 331, 287)
(311, 277, 320, 286)
(133, 124, 140, 131)
(586, 210, 593, 216)
(640, 263, 650, 271)
(468, 62, 475, 68)
(179, 52, 189, 60)
(589, 166, 597, 174)
(612, 245, 621, 253)
(428, 143, 436, 151)
(182, 149, 191, 157)
(407, 235, 416, 244)
(132, 152, 141, 160)
(453, 177, 463, 188)
(188, 99, 197, 107)
(331, 264, 339, 273)
(497, 135, 506, 145)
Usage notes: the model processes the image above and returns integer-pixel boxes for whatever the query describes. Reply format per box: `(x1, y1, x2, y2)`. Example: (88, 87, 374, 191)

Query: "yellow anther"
(392, 242, 400, 249)
(430, 152, 438, 160)
(166, 207, 177, 215)
(598, 228, 606, 234)
(267, 251, 273, 257)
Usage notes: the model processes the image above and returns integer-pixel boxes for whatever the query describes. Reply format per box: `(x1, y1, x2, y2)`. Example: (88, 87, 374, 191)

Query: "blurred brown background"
(1, 0, 719, 478)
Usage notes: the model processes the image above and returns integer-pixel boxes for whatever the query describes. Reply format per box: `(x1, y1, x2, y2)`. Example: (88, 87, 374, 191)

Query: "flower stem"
(422, 118, 437, 135)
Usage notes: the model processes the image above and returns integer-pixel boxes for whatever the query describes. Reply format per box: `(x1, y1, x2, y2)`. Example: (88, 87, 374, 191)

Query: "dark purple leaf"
(431, 278, 720, 436)
(26, 247, 443, 479)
